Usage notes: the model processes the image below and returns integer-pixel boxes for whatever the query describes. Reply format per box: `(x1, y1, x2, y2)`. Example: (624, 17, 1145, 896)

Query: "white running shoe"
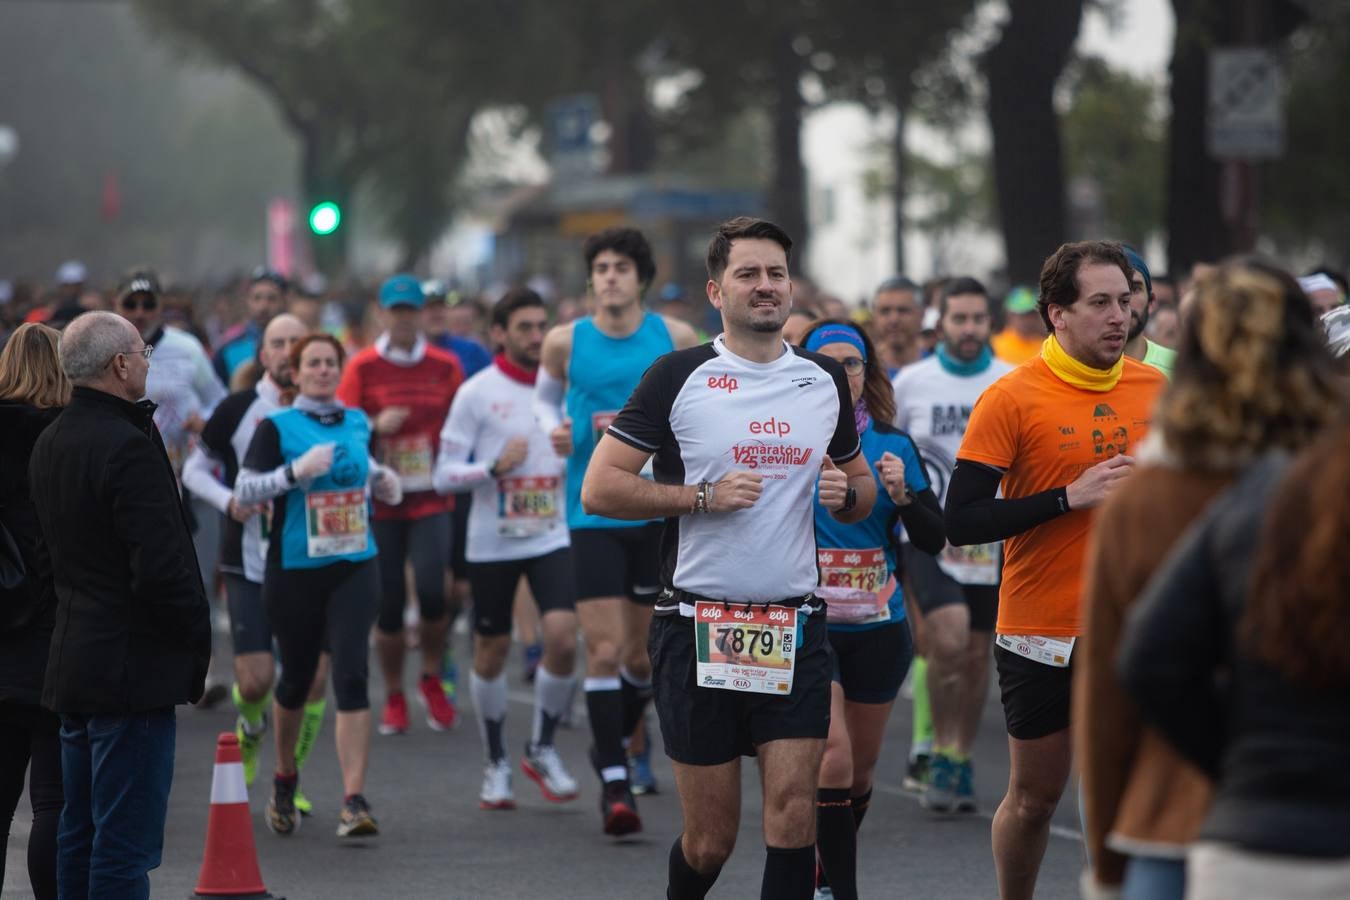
(521, 742, 579, 802)
(479, 759, 516, 810)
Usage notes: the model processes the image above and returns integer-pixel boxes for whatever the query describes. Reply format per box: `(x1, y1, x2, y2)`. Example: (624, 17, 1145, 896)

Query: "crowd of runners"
(2, 219, 1348, 900)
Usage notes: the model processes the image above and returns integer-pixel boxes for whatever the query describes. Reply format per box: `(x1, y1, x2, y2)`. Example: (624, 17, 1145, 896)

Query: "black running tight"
(0, 702, 61, 900)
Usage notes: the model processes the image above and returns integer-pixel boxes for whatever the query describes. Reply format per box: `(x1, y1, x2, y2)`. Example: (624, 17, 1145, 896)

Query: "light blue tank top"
(272, 407, 377, 570)
(566, 312, 673, 529)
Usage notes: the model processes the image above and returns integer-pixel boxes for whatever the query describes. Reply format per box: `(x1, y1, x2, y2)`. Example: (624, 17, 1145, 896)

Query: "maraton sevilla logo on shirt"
(728, 441, 814, 473)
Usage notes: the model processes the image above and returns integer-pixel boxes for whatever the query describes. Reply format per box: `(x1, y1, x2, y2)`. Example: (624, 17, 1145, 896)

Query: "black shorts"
(570, 523, 662, 605)
(225, 573, 271, 655)
(649, 606, 833, 766)
(450, 496, 471, 580)
(904, 545, 999, 633)
(828, 621, 914, 704)
(994, 645, 1073, 740)
(467, 548, 576, 637)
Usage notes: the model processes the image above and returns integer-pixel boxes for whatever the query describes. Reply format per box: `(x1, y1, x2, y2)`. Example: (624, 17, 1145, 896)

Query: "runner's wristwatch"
(840, 486, 857, 513)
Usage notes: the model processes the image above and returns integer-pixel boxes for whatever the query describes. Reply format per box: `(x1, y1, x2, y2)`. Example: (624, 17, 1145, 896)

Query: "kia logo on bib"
(707, 374, 738, 393)
(749, 417, 791, 436)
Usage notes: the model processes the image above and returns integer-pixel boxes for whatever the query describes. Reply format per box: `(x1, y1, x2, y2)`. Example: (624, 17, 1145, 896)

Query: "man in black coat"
(30, 310, 211, 900)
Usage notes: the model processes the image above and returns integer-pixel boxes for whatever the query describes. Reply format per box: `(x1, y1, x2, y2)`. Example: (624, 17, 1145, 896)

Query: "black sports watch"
(840, 486, 857, 513)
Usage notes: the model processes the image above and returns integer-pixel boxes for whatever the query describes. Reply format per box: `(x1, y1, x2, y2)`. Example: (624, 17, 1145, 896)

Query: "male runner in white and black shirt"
(583, 217, 876, 900)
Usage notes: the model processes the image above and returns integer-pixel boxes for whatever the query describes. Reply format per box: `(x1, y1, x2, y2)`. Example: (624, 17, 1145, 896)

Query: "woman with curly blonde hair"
(1076, 257, 1342, 900)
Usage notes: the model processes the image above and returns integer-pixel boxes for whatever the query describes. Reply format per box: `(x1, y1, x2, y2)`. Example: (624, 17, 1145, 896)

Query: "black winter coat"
(29, 387, 210, 713)
(0, 401, 61, 706)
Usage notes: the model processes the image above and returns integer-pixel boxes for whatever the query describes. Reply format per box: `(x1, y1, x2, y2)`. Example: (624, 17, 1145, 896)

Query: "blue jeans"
(57, 708, 176, 900)
(1123, 854, 1186, 900)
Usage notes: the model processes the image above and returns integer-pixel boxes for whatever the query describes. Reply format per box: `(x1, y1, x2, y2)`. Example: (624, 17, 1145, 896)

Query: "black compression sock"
(668, 834, 721, 900)
(761, 844, 816, 900)
(815, 788, 858, 900)
(584, 681, 626, 777)
(851, 787, 873, 831)
(619, 668, 654, 738)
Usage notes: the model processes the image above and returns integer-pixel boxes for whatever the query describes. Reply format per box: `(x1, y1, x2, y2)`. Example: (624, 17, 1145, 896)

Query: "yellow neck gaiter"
(1041, 335, 1123, 392)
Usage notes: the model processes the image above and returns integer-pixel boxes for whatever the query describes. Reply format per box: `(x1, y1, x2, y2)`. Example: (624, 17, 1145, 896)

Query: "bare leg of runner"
(991, 728, 1072, 900)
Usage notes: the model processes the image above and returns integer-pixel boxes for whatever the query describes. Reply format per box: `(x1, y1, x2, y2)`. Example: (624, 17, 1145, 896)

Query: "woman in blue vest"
(235, 333, 401, 839)
(799, 320, 945, 900)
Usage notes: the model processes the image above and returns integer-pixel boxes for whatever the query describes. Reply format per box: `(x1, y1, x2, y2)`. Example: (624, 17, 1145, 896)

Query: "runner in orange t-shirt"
(944, 241, 1166, 900)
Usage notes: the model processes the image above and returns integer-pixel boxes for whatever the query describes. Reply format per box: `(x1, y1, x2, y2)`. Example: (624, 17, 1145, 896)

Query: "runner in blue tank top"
(800, 320, 946, 899)
(534, 227, 699, 836)
(235, 333, 403, 840)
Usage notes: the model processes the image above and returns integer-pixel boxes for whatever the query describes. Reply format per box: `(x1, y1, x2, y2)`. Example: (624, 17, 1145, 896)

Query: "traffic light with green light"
(308, 201, 342, 236)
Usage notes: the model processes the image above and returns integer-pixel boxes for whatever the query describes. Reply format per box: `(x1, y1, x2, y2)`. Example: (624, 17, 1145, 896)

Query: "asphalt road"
(5, 629, 1084, 899)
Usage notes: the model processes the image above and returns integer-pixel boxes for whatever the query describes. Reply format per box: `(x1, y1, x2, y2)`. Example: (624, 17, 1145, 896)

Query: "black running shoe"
(600, 780, 642, 837)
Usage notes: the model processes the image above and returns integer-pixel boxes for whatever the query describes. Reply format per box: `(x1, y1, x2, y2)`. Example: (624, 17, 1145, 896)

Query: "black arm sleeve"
(241, 418, 284, 472)
(897, 488, 945, 556)
(943, 460, 1070, 546)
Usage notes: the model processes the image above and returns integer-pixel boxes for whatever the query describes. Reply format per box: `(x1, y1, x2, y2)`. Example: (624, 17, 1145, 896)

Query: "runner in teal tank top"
(566, 311, 673, 530)
(534, 227, 699, 837)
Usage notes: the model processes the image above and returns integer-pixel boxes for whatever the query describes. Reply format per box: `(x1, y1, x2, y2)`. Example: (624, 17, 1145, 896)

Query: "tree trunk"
(1166, 0, 1306, 276)
(1166, 0, 1227, 276)
(770, 30, 809, 261)
(984, 0, 1083, 285)
(601, 52, 656, 174)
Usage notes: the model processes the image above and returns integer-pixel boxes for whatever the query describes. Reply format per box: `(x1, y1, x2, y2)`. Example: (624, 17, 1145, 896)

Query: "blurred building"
(486, 174, 762, 296)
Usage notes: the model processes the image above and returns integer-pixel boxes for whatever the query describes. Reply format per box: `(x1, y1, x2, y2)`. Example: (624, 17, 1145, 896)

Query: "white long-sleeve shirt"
(146, 325, 227, 474)
(434, 361, 568, 563)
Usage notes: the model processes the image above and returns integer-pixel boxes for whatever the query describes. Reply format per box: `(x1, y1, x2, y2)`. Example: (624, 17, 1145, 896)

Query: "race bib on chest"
(939, 541, 1000, 585)
(497, 475, 561, 538)
(817, 547, 893, 624)
(694, 602, 796, 695)
(305, 489, 369, 558)
(383, 434, 433, 493)
(591, 411, 619, 447)
(996, 633, 1075, 668)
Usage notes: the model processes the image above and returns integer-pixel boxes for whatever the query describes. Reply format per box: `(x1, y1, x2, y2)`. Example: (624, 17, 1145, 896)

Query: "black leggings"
(373, 513, 451, 633)
(0, 701, 61, 900)
(264, 559, 380, 712)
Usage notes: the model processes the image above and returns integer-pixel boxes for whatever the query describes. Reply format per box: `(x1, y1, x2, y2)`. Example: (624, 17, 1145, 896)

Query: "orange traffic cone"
(191, 732, 281, 899)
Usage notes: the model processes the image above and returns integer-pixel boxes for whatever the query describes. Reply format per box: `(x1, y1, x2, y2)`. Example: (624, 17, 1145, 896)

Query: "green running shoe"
(294, 785, 313, 817)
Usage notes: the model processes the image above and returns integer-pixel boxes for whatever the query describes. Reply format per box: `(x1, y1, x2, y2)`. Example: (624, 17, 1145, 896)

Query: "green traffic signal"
(308, 201, 341, 235)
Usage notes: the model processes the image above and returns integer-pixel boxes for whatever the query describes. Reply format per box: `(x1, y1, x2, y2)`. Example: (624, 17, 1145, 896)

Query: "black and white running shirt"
(181, 376, 283, 583)
(607, 335, 860, 609)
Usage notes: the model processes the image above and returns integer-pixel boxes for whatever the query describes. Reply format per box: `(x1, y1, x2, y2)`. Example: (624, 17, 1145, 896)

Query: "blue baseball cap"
(379, 273, 424, 309)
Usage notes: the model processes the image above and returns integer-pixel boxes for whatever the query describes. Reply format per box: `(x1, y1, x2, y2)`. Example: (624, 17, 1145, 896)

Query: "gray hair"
(875, 276, 919, 296)
(60, 311, 136, 384)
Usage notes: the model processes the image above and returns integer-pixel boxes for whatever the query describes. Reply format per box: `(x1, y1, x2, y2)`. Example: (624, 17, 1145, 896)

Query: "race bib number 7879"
(694, 602, 797, 695)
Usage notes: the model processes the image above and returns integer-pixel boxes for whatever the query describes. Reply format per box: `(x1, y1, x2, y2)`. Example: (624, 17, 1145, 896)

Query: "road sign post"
(1207, 47, 1284, 252)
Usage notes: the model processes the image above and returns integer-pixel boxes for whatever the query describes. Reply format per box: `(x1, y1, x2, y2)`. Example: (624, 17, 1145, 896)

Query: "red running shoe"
(378, 691, 409, 735)
(418, 673, 457, 731)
